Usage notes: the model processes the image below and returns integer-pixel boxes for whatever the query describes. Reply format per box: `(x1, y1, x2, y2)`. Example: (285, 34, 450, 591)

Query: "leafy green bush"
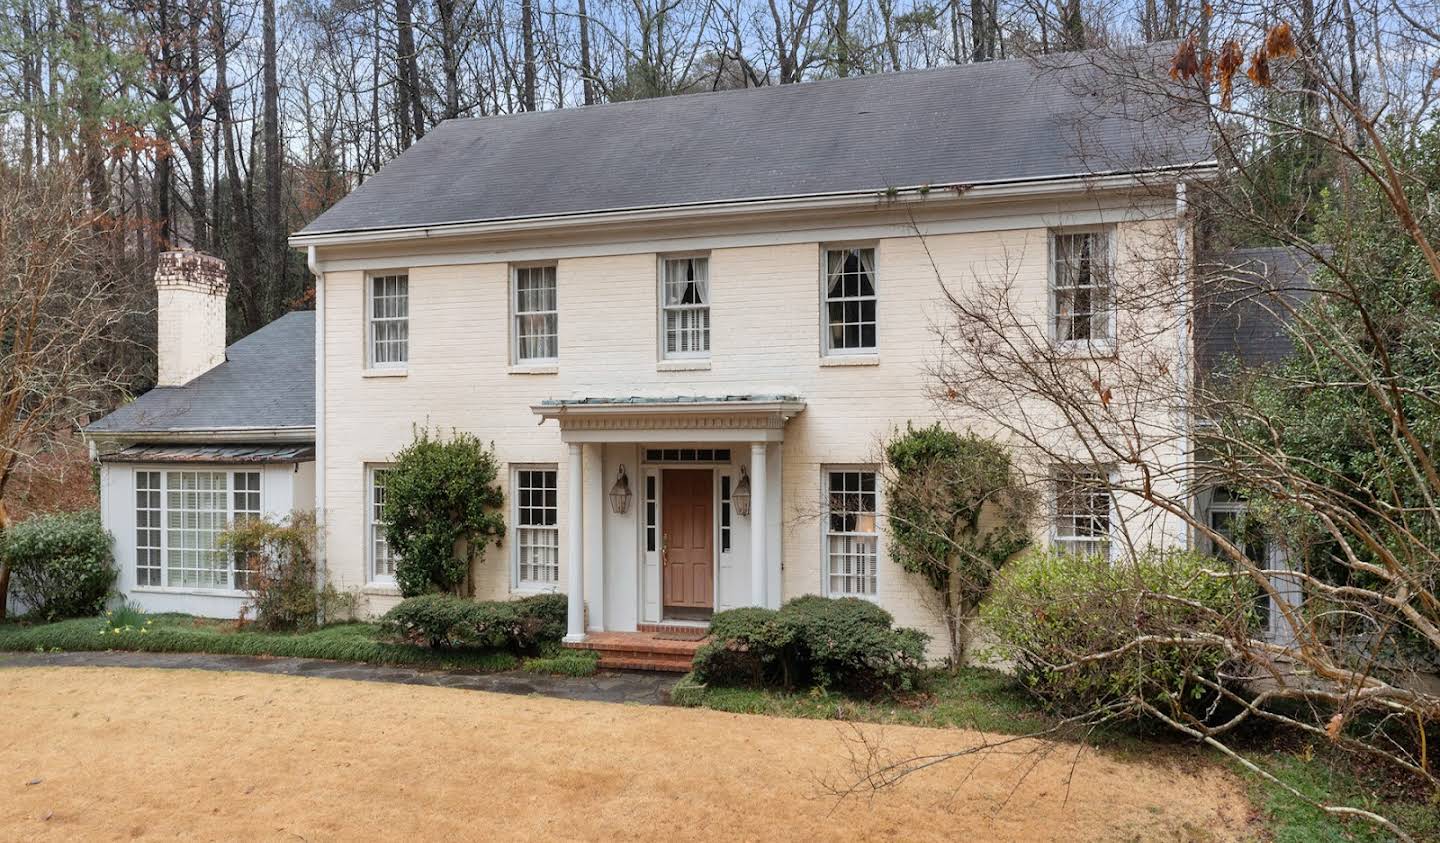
(383, 427, 506, 596)
(2, 511, 114, 621)
(693, 596, 927, 694)
(381, 592, 567, 652)
(221, 512, 317, 631)
(982, 548, 1255, 719)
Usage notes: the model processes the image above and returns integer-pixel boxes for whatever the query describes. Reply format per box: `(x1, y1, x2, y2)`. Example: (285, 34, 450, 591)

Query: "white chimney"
(155, 249, 229, 387)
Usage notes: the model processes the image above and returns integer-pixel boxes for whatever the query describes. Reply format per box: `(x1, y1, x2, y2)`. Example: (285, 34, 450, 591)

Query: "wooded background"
(0, 0, 1379, 367)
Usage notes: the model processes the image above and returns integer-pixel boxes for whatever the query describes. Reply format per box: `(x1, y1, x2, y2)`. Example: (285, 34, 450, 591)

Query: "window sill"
(131, 586, 248, 598)
(819, 354, 880, 367)
(508, 363, 559, 375)
(512, 585, 561, 596)
(362, 368, 408, 379)
(1052, 340, 1116, 359)
(362, 583, 402, 597)
(657, 359, 711, 372)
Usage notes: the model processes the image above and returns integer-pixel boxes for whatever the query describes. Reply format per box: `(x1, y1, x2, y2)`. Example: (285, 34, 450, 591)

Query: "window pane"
(1052, 232, 1111, 343)
(515, 266, 558, 361)
(370, 274, 409, 366)
(823, 248, 877, 352)
(661, 257, 710, 357)
(825, 470, 878, 596)
(1051, 466, 1110, 559)
(370, 468, 396, 579)
(164, 471, 231, 589)
(515, 468, 560, 585)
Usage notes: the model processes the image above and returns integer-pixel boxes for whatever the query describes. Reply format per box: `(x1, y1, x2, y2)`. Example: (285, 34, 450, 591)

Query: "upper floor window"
(824, 468, 878, 597)
(1051, 230, 1113, 344)
(368, 273, 409, 368)
(1051, 465, 1111, 559)
(513, 265, 558, 363)
(661, 256, 710, 358)
(823, 247, 877, 354)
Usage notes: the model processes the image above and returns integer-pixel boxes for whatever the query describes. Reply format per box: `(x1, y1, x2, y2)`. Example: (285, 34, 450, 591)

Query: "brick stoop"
(563, 631, 708, 673)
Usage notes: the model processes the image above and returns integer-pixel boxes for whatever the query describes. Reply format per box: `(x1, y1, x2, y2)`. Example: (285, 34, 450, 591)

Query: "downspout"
(309, 245, 328, 618)
(1174, 182, 1194, 548)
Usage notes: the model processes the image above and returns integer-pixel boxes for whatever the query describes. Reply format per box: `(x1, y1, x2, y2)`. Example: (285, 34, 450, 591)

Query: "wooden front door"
(662, 469, 714, 610)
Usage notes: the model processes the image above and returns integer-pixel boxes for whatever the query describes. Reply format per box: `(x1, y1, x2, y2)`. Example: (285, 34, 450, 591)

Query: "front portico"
(531, 396, 805, 644)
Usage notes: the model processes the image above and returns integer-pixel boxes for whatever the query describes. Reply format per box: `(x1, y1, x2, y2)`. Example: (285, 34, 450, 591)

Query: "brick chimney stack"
(155, 249, 229, 387)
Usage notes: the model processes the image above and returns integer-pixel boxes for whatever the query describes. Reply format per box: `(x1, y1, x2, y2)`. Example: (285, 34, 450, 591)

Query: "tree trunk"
(212, 0, 259, 334)
(521, 0, 537, 111)
(0, 497, 11, 621)
(578, 0, 595, 105)
(437, 0, 460, 119)
(262, 0, 283, 311)
(396, 0, 418, 148)
(835, 0, 850, 76)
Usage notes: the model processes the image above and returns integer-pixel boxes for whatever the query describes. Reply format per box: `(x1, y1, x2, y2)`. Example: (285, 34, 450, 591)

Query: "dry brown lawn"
(0, 667, 1256, 841)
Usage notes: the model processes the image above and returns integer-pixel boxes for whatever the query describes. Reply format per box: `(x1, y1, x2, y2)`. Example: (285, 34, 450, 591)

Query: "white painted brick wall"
(320, 212, 1190, 654)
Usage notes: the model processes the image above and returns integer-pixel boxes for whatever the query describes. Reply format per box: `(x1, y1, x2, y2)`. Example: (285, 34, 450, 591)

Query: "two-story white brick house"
(89, 54, 1218, 659)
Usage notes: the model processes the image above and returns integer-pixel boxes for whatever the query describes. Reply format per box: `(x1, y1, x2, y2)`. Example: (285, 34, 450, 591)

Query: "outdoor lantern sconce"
(733, 466, 752, 517)
(609, 465, 633, 515)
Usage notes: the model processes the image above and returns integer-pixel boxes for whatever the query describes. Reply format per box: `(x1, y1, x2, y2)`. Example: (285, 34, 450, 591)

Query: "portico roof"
(531, 395, 806, 443)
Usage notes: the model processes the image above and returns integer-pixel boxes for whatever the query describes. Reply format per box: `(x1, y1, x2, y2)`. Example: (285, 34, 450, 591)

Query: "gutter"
(290, 163, 1219, 248)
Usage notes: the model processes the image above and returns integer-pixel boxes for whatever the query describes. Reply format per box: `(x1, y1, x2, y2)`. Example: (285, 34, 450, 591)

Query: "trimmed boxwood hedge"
(692, 595, 927, 694)
(2, 511, 114, 621)
(381, 592, 567, 652)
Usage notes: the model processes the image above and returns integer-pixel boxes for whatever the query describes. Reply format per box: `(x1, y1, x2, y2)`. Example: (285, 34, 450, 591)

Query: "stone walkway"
(0, 650, 679, 705)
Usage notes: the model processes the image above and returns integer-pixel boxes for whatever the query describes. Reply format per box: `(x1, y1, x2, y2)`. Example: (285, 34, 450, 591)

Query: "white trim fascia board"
(532, 400, 807, 419)
(289, 164, 1218, 248)
(317, 202, 1177, 274)
(85, 427, 316, 445)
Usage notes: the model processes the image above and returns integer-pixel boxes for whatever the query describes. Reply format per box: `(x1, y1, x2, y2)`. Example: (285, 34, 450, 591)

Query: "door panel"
(662, 469, 713, 609)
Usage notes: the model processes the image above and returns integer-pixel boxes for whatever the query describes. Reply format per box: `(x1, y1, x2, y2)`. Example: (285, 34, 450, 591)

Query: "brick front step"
(563, 631, 707, 673)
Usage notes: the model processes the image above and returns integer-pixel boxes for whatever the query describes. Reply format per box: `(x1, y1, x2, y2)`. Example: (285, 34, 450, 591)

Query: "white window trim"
(657, 253, 712, 361)
(819, 464, 882, 600)
(510, 463, 561, 593)
(366, 271, 409, 371)
(1047, 226, 1117, 353)
(1049, 464, 1115, 561)
(511, 263, 559, 365)
(131, 465, 261, 596)
(366, 464, 397, 585)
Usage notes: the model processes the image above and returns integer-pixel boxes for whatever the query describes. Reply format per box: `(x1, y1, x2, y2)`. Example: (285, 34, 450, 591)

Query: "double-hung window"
(514, 467, 559, 589)
(1051, 466, 1111, 559)
(1050, 230, 1113, 344)
(513, 265, 558, 363)
(824, 469, 879, 597)
(368, 467, 396, 582)
(661, 256, 710, 358)
(368, 273, 409, 368)
(823, 247, 877, 354)
(134, 469, 262, 591)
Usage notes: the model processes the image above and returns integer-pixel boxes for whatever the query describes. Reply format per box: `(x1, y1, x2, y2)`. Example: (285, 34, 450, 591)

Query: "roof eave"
(291, 163, 1217, 248)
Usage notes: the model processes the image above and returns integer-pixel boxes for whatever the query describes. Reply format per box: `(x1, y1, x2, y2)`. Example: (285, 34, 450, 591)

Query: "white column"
(749, 442, 768, 606)
(564, 443, 585, 643)
(583, 443, 606, 632)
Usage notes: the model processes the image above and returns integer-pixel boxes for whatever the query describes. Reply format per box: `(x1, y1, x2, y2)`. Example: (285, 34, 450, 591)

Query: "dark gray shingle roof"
(86, 311, 314, 436)
(1196, 246, 1320, 377)
(299, 53, 1211, 236)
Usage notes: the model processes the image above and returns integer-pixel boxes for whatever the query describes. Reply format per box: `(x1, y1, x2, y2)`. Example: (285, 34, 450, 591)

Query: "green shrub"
(221, 513, 317, 631)
(381, 592, 567, 652)
(2, 511, 114, 621)
(693, 596, 927, 694)
(982, 548, 1256, 719)
(383, 428, 506, 596)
